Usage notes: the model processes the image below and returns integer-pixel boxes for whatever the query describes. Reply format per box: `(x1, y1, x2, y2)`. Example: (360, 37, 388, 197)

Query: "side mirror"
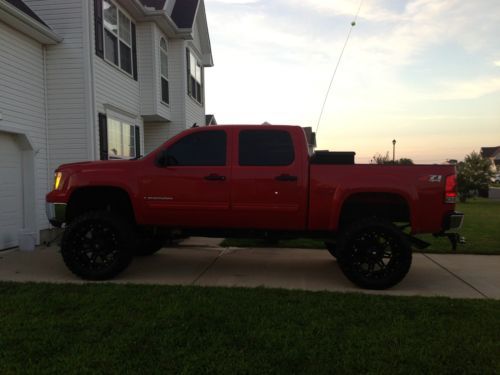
(155, 150, 168, 167)
(155, 150, 178, 167)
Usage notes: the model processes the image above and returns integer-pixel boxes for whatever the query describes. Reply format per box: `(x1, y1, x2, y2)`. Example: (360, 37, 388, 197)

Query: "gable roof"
(205, 114, 217, 126)
(5, 0, 48, 27)
(138, 0, 167, 11)
(134, 0, 212, 66)
(171, 0, 198, 28)
(481, 146, 500, 158)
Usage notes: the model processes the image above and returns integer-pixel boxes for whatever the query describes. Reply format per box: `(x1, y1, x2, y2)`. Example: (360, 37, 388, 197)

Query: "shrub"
(456, 151, 493, 202)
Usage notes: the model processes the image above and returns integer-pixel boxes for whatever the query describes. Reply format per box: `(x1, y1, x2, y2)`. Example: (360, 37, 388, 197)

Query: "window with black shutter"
(98, 113, 108, 160)
(99, 113, 138, 160)
(160, 38, 169, 104)
(98, 0, 136, 78)
(94, 0, 104, 58)
(107, 118, 136, 159)
(186, 49, 203, 104)
(135, 126, 141, 158)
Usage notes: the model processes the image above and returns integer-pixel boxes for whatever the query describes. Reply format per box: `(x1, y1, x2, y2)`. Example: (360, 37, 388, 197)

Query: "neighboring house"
(0, 0, 213, 250)
(481, 146, 500, 172)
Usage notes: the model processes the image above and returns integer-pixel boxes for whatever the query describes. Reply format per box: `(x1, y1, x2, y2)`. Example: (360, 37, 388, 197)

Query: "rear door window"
(239, 130, 294, 166)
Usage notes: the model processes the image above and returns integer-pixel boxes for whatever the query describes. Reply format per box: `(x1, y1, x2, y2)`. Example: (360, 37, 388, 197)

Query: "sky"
(203, 0, 500, 164)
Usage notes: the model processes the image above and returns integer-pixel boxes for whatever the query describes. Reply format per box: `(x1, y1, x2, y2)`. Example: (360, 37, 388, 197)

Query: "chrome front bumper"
(46, 202, 67, 227)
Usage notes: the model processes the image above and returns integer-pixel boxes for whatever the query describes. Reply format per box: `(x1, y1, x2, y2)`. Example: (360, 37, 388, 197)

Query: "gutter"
(0, 1, 62, 44)
(43, 47, 51, 190)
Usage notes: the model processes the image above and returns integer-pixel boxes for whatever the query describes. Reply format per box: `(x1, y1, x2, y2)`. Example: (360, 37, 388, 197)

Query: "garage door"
(0, 132, 23, 250)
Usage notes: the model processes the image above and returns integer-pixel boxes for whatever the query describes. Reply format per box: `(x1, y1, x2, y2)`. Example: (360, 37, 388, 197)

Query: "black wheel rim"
(68, 220, 120, 271)
(346, 228, 402, 280)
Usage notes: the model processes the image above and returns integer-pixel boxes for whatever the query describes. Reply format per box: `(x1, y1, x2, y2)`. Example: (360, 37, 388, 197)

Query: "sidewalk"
(1, 244, 499, 299)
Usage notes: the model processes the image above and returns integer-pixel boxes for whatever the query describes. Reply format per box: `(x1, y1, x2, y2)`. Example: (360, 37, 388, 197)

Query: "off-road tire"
(336, 218, 412, 290)
(61, 210, 134, 280)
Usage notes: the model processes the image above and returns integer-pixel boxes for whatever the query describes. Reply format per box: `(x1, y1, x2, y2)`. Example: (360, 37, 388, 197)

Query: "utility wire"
(315, 0, 364, 135)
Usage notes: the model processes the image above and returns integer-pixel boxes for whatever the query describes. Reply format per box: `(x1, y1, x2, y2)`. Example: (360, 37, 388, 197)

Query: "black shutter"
(200, 66, 204, 104)
(131, 23, 138, 80)
(134, 126, 141, 158)
(186, 49, 191, 95)
(98, 113, 108, 160)
(94, 0, 104, 58)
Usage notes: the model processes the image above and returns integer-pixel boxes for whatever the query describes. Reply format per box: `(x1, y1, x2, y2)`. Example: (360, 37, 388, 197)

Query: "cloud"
(425, 77, 500, 101)
(204, 0, 500, 162)
(285, 0, 404, 22)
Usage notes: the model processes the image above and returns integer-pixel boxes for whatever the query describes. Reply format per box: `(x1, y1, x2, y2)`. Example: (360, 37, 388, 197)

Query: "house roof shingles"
(5, 0, 49, 27)
(171, 0, 198, 28)
(138, 0, 167, 11)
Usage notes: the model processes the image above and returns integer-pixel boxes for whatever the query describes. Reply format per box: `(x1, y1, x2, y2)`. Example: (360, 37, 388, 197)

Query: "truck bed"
(308, 164, 456, 234)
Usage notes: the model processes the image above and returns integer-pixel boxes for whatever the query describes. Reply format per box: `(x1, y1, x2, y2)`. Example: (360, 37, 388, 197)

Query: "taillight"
(445, 175, 457, 203)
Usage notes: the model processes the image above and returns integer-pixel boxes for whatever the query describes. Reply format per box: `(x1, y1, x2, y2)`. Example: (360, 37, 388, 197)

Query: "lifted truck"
(46, 125, 463, 289)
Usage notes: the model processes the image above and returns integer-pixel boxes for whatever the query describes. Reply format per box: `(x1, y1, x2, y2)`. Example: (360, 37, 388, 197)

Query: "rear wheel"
(336, 218, 412, 290)
(61, 211, 134, 280)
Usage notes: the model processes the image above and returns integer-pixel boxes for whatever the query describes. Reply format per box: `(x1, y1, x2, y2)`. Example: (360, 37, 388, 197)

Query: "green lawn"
(222, 198, 500, 255)
(418, 198, 500, 254)
(0, 282, 499, 374)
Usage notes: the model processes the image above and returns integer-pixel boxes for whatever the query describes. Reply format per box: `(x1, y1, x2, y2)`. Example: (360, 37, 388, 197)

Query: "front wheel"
(61, 211, 134, 280)
(336, 218, 412, 290)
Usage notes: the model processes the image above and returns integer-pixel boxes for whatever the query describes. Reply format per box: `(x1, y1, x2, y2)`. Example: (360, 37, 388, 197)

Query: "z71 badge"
(428, 175, 443, 183)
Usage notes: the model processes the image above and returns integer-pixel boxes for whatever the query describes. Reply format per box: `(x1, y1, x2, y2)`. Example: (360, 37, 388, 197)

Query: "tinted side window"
(239, 130, 294, 166)
(167, 131, 226, 166)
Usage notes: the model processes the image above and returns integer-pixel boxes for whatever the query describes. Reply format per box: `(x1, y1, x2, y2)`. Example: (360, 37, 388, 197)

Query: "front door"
(140, 129, 231, 228)
(230, 129, 308, 230)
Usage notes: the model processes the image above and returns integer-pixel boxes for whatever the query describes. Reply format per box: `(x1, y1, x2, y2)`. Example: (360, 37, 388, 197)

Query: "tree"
(372, 152, 391, 164)
(372, 152, 414, 165)
(398, 158, 414, 165)
(456, 151, 493, 202)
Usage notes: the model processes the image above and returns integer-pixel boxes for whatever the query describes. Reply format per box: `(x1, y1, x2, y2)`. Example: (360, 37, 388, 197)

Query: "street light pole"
(392, 139, 396, 163)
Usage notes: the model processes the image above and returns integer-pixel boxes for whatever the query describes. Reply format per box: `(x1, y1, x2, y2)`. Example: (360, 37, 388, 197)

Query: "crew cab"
(46, 125, 463, 289)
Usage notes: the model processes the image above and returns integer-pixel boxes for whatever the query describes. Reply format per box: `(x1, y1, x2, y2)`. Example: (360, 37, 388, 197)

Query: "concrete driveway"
(1, 244, 499, 299)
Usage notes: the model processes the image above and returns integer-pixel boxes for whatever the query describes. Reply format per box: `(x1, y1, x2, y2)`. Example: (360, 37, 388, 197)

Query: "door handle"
(275, 174, 298, 182)
(204, 173, 226, 181)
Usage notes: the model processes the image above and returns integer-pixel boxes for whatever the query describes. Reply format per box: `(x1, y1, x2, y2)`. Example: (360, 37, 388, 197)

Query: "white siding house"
(0, 0, 213, 250)
(0, 0, 61, 250)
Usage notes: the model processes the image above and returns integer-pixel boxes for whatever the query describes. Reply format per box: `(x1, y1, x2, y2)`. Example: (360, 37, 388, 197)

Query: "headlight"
(54, 172, 63, 190)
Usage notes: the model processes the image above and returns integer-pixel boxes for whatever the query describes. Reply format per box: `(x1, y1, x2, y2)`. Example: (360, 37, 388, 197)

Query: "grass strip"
(0, 282, 499, 374)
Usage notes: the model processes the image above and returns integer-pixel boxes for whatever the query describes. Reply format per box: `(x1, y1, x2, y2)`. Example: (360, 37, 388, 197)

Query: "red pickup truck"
(46, 125, 463, 289)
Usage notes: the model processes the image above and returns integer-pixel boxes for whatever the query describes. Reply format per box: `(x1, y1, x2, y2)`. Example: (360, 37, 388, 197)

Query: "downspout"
(82, 0, 97, 160)
(43, 46, 51, 189)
